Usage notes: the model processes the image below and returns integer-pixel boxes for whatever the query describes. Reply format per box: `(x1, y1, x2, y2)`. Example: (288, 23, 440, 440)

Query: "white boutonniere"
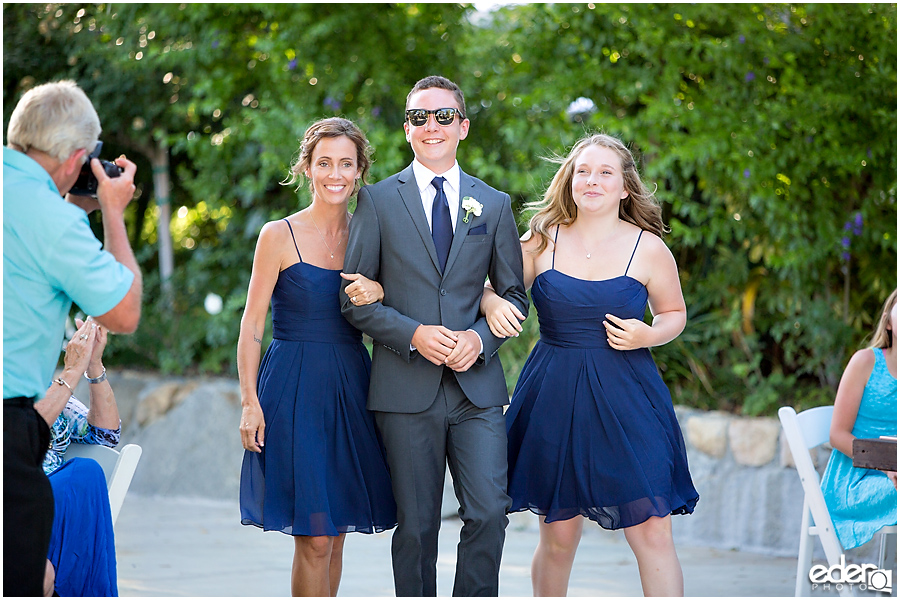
(461, 196, 483, 223)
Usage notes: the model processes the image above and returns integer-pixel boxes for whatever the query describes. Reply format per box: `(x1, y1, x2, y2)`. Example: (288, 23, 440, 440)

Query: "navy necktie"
(431, 176, 453, 272)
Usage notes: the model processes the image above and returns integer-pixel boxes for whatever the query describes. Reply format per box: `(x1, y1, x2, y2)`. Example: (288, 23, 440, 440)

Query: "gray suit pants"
(374, 368, 510, 597)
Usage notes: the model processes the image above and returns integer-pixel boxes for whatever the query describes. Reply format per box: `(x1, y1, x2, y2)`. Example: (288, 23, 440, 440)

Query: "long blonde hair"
(867, 289, 897, 349)
(526, 133, 665, 255)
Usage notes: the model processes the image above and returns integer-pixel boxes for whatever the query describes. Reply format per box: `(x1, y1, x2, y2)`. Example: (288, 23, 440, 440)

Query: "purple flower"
(324, 96, 341, 111)
(844, 221, 852, 231)
(212, 40, 219, 49)
(842, 252, 851, 262)
(288, 58, 297, 70)
(743, 168, 750, 179)
(841, 236, 851, 249)
(745, 71, 755, 82)
(739, 35, 746, 43)
(371, 106, 382, 118)
(867, 148, 873, 158)
(853, 212, 863, 235)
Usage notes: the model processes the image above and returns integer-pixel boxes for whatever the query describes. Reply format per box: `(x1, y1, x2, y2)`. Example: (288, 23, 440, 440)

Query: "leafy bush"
(5, 3, 895, 415)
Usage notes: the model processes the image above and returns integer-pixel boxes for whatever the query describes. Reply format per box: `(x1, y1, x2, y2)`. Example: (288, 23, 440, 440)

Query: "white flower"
(204, 293, 223, 315)
(461, 196, 483, 223)
(566, 97, 597, 123)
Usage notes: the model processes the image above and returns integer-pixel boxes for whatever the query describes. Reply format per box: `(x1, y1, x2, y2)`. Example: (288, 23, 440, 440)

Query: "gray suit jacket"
(341, 164, 528, 413)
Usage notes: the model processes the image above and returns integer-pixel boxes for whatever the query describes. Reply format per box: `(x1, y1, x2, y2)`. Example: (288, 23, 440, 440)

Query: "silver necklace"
(572, 227, 595, 259)
(308, 212, 346, 259)
(571, 219, 620, 259)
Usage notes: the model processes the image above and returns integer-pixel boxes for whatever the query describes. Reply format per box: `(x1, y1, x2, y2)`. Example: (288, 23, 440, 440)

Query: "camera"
(69, 141, 123, 198)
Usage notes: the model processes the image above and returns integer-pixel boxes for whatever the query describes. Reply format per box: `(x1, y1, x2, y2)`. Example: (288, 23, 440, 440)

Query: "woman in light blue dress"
(821, 289, 897, 549)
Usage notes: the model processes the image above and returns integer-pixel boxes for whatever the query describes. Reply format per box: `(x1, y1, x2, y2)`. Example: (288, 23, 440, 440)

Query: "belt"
(4, 396, 36, 407)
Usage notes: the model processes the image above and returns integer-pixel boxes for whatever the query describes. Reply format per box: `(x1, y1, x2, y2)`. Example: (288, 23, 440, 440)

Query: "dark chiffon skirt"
(506, 270, 699, 530)
(506, 341, 699, 529)
(47, 457, 117, 596)
(239, 338, 397, 537)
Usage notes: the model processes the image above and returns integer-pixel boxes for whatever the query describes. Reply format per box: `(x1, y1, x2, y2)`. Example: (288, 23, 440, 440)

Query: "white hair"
(6, 80, 101, 162)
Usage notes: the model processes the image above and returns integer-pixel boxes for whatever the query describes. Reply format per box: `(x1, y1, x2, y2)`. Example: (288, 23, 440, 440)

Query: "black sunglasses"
(405, 107, 461, 127)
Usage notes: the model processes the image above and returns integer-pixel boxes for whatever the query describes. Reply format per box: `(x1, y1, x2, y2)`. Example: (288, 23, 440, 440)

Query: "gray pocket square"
(467, 224, 487, 235)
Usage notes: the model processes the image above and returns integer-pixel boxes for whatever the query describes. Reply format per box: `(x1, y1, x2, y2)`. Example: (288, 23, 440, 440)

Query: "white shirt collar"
(412, 159, 460, 195)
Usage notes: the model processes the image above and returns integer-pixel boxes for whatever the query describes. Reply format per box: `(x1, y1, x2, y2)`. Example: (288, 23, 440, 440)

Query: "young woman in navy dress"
(483, 133, 698, 596)
(237, 118, 396, 596)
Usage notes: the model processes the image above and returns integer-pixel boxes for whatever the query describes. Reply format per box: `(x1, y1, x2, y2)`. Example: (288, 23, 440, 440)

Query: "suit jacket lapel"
(442, 171, 476, 276)
(397, 165, 442, 274)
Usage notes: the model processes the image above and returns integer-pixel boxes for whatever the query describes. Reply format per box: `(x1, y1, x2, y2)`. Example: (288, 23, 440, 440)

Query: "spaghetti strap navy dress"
(506, 228, 698, 529)
(240, 219, 396, 536)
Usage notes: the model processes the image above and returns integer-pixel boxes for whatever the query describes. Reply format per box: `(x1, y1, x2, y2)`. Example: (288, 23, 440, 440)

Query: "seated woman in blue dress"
(821, 289, 897, 550)
(35, 317, 121, 596)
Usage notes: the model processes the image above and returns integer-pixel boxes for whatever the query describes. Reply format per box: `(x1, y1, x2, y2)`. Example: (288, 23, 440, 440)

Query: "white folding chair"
(778, 406, 896, 597)
(61, 443, 142, 525)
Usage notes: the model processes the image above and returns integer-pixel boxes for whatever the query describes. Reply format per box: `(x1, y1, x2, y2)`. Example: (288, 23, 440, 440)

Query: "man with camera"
(3, 79, 142, 595)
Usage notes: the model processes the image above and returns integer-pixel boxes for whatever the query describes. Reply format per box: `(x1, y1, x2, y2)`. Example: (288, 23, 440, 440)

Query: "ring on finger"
(79, 334, 88, 340)
(352, 296, 357, 303)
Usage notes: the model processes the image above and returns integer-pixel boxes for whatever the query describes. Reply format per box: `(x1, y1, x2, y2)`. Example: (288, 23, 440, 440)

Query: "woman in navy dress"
(237, 118, 396, 596)
(483, 133, 698, 596)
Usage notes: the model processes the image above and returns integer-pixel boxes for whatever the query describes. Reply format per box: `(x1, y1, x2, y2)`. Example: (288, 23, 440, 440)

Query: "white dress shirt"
(412, 159, 461, 234)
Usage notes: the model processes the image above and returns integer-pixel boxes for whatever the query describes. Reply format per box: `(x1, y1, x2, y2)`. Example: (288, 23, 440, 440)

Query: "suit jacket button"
(440, 289, 447, 296)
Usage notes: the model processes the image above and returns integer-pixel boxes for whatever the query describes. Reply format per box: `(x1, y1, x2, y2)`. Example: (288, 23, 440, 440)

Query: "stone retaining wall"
(94, 370, 889, 561)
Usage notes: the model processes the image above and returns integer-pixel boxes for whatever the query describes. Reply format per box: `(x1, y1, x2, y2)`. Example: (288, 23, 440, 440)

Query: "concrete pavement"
(115, 494, 807, 597)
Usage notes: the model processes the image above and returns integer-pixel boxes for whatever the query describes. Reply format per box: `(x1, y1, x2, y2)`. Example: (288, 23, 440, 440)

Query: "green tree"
(4, 2, 475, 372)
(4, 3, 895, 415)
(461, 3, 896, 413)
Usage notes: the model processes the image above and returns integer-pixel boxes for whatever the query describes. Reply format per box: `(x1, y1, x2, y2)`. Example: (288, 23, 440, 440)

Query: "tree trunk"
(150, 139, 174, 297)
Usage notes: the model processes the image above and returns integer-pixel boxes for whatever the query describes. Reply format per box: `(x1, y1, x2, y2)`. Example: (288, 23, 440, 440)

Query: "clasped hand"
(604, 313, 653, 351)
(341, 272, 384, 305)
(342, 274, 479, 370)
(63, 318, 99, 377)
(483, 294, 526, 339)
(411, 326, 480, 372)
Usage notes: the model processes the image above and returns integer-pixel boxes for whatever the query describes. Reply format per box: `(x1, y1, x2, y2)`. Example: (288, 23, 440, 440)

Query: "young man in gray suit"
(341, 75, 528, 596)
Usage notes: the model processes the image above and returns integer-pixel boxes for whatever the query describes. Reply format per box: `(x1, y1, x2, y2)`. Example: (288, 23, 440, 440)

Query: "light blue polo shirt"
(3, 147, 134, 400)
